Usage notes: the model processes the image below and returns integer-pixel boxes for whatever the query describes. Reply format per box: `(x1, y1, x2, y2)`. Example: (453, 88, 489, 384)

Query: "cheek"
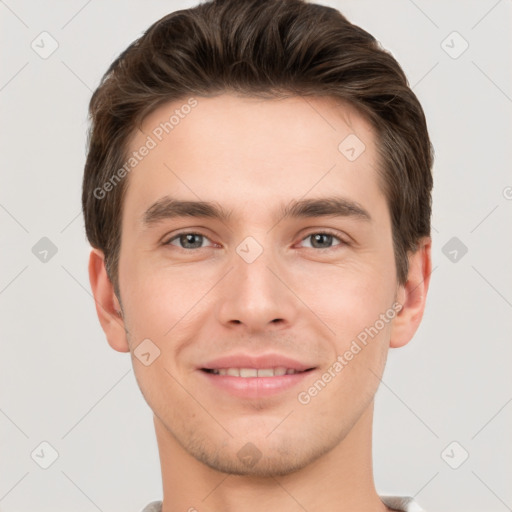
(120, 254, 207, 336)
(303, 259, 397, 340)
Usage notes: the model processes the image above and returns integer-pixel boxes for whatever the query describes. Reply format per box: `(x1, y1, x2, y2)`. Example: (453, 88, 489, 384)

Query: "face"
(115, 94, 401, 476)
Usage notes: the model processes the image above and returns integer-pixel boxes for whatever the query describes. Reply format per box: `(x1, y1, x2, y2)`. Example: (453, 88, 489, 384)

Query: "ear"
(88, 248, 130, 353)
(390, 237, 432, 349)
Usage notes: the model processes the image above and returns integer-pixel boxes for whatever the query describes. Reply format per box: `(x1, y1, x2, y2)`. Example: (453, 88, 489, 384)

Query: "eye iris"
(311, 233, 333, 248)
(181, 233, 203, 248)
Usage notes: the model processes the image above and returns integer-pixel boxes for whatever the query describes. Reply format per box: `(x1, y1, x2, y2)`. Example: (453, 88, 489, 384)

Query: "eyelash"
(163, 230, 348, 251)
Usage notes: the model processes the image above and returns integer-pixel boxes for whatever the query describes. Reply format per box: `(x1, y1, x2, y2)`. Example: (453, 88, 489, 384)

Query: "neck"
(154, 402, 390, 512)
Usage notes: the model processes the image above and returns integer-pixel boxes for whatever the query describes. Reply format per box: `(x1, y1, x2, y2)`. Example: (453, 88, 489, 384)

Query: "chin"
(183, 428, 340, 477)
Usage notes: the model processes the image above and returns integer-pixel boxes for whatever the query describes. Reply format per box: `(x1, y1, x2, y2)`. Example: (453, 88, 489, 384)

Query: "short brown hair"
(82, 0, 434, 298)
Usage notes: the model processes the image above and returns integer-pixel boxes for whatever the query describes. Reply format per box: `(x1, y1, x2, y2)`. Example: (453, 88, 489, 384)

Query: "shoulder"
(380, 495, 426, 512)
(140, 501, 163, 512)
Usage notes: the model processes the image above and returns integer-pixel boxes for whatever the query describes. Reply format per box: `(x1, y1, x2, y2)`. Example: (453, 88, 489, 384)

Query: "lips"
(200, 353, 315, 375)
(198, 353, 316, 399)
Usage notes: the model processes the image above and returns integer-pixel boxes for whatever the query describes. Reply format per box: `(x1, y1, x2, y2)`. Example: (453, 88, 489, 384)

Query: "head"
(84, 0, 433, 477)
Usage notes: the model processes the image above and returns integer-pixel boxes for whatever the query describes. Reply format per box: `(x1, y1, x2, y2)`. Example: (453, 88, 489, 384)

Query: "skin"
(89, 94, 431, 512)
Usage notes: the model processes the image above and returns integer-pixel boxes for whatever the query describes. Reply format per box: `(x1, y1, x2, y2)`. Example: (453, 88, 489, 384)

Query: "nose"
(215, 241, 299, 334)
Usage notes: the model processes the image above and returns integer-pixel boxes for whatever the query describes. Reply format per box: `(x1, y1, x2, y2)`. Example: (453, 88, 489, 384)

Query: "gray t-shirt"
(140, 495, 425, 511)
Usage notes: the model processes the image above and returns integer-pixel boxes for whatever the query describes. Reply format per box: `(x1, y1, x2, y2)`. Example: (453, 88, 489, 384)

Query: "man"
(83, 0, 433, 510)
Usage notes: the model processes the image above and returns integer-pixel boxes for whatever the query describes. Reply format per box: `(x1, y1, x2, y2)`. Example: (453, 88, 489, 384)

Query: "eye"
(298, 231, 346, 250)
(164, 232, 214, 250)
(163, 230, 347, 251)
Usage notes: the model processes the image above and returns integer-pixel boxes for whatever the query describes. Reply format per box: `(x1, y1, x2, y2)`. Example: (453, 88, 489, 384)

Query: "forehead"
(122, 94, 384, 226)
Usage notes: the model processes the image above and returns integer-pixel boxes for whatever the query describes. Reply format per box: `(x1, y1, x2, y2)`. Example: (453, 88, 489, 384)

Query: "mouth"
(198, 354, 317, 398)
(201, 367, 315, 377)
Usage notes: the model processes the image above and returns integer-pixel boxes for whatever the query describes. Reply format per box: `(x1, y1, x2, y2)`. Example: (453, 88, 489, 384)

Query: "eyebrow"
(141, 195, 371, 227)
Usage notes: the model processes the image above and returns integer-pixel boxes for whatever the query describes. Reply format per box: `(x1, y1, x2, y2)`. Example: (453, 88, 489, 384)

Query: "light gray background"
(1, 1, 511, 511)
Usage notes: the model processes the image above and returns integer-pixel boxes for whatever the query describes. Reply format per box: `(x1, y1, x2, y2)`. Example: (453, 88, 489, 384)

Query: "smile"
(199, 366, 316, 399)
(203, 367, 308, 377)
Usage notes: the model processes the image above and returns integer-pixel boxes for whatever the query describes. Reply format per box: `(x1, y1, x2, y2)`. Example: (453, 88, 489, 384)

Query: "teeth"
(240, 368, 258, 377)
(210, 367, 300, 377)
(257, 368, 274, 377)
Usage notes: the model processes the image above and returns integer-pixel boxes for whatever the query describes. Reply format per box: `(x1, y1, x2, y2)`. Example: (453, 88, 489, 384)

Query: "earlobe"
(390, 237, 432, 349)
(88, 249, 130, 353)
